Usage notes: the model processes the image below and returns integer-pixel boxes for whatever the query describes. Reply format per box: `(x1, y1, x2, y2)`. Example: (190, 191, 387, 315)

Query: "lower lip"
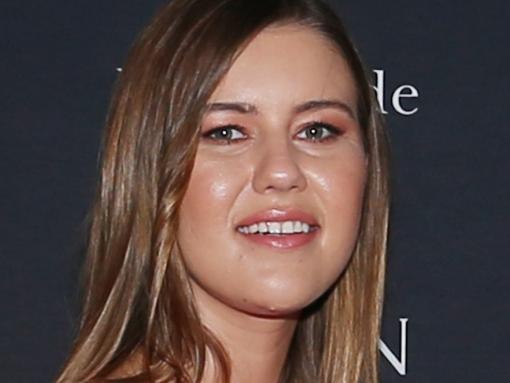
(236, 230, 319, 250)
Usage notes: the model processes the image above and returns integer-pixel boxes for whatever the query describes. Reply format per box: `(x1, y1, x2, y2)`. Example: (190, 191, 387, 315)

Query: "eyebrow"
(204, 99, 357, 121)
(295, 100, 357, 121)
(205, 102, 257, 114)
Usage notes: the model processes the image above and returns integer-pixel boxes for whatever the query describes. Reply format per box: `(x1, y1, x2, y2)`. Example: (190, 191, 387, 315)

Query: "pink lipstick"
(235, 208, 320, 250)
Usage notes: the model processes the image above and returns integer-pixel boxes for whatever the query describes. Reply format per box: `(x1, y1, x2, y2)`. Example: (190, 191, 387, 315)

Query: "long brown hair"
(56, 0, 391, 382)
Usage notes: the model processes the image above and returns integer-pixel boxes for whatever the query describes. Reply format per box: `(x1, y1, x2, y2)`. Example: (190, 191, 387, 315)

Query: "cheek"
(315, 155, 367, 219)
(307, 137, 367, 202)
(306, 148, 367, 278)
(180, 154, 244, 229)
(177, 154, 247, 282)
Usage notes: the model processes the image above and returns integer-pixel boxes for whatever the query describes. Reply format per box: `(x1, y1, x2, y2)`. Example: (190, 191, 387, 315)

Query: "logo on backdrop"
(373, 69, 419, 116)
(380, 317, 408, 375)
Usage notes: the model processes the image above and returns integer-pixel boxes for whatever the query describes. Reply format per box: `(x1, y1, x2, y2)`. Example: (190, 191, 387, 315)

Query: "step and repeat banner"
(1, 1, 509, 382)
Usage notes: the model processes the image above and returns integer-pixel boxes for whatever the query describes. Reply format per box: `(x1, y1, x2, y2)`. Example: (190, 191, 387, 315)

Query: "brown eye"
(296, 122, 341, 142)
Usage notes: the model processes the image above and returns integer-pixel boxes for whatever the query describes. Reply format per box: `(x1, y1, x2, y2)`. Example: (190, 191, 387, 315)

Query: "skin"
(177, 24, 367, 383)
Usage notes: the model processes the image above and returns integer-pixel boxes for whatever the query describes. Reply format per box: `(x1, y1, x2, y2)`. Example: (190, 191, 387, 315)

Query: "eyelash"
(201, 124, 247, 144)
(297, 122, 342, 142)
(201, 122, 342, 145)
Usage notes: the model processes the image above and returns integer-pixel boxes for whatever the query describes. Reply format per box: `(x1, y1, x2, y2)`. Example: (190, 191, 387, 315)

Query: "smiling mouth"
(235, 220, 320, 250)
(234, 208, 320, 249)
(236, 220, 320, 235)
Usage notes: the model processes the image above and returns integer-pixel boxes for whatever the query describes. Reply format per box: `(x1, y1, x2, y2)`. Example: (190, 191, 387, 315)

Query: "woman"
(56, 0, 390, 382)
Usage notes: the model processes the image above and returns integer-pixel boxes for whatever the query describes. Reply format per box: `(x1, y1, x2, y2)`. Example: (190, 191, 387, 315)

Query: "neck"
(190, 281, 299, 383)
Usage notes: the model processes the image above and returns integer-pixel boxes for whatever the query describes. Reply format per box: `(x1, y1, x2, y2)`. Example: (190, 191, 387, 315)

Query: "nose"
(252, 137, 307, 194)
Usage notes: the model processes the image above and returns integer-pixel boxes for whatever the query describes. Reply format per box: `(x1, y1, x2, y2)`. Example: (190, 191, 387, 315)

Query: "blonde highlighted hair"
(56, 0, 391, 382)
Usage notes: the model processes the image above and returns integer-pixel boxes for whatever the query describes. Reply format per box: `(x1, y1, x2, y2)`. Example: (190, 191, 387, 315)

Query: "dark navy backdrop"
(1, 1, 509, 381)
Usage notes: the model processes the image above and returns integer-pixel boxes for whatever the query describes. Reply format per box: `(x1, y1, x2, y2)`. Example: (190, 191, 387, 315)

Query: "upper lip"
(235, 208, 320, 228)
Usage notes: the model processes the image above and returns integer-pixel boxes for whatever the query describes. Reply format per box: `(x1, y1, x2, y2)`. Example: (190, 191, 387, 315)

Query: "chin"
(240, 284, 323, 318)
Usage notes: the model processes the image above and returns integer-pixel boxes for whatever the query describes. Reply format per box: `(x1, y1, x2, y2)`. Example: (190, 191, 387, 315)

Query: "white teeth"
(237, 220, 315, 235)
(282, 221, 294, 234)
(268, 222, 281, 234)
(258, 222, 268, 233)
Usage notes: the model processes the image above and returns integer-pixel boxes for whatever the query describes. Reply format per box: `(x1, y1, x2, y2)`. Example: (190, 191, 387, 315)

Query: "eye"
(296, 122, 342, 142)
(201, 125, 247, 144)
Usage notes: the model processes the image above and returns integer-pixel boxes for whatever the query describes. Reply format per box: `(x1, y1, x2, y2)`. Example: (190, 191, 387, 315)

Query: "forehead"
(209, 24, 357, 108)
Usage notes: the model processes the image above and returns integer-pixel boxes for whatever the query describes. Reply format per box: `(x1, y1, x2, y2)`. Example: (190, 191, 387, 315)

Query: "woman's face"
(177, 24, 367, 317)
